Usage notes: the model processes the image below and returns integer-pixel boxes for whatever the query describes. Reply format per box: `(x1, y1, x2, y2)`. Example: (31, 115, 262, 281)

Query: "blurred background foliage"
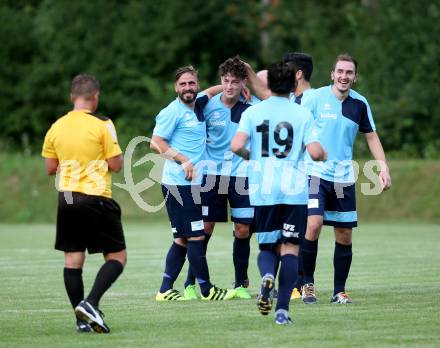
(1, 0, 439, 158)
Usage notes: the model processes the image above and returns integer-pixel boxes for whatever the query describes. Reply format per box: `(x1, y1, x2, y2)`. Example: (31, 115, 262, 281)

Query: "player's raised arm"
(203, 84, 223, 99)
(231, 132, 250, 160)
(240, 60, 271, 100)
(364, 131, 391, 190)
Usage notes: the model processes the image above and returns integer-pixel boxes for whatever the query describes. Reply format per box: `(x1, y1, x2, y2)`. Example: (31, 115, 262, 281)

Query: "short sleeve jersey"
(303, 85, 376, 183)
(152, 94, 209, 185)
(41, 110, 122, 198)
(203, 93, 257, 177)
(290, 88, 316, 106)
(237, 96, 317, 206)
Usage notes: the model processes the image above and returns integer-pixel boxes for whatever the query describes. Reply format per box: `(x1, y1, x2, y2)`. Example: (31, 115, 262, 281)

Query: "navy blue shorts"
(253, 204, 307, 250)
(162, 185, 205, 239)
(201, 175, 254, 224)
(308, 176, 358, 228)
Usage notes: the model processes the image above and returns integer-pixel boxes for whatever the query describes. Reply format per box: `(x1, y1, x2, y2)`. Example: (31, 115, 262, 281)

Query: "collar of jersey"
(176, 97, 196, 112)
(71, 109, 93, 114)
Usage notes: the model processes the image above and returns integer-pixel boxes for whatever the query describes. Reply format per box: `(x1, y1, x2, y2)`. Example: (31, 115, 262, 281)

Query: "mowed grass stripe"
(0, 223, 439, 348)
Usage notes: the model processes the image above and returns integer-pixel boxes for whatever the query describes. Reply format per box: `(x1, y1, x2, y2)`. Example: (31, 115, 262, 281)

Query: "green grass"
(0, 223, 439, 347)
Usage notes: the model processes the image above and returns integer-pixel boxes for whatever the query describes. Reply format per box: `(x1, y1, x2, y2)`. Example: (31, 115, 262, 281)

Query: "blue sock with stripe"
(233, 235, 250, 287)
(187, 240, 212, 296)
(257, 250, 277, 278)
(184, 233, 211, 288)
(275, 254, 298, 311)
(301, 238, 318, 284)
(160, 242, 187, 293)
(333, 242, 352, 295)
(294, 248, 304, 289)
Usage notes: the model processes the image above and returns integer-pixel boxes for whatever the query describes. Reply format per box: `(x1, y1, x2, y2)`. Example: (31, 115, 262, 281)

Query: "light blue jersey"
(153, 94, 209, 185)
(304, 85, 376, 183)
(204, 93, 257, 177)
(290, 88, 315, 106)
(237, 96, 317, 206)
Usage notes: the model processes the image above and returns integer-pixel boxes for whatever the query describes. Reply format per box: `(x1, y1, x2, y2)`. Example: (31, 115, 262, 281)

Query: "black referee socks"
(86, 259, 124, 307)
(63, 267, 84, 309)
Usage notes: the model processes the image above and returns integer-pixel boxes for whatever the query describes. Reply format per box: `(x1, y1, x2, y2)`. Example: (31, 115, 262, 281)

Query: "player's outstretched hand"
(241, 86, 251, 103)
(182, 161, 195, 181)
(240, 59, 252, 71)
(379, 170, 391, 191)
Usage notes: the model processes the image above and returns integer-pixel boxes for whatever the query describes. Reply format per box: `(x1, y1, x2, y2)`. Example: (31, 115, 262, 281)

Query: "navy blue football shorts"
(162, 184, 205, 239)
(253, 204, 307, 251)
(201, 174, 254, 224)
(308, 176, 358, 228)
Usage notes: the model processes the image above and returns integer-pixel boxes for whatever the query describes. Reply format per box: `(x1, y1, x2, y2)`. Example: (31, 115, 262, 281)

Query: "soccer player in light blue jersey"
(283, 52, 315, 106)
(183, 56, 257, 300)
(243, 52, 314, 107)
(244, 53, 316, 300)
(282, 52, 315, 300)
(301, 54, 392, 305)
(151, 65, 236, 301)
(232, 62, 326, 325)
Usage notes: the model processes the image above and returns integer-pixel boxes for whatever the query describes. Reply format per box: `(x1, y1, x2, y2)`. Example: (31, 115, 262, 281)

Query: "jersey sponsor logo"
(308, 198, 319, 209)
(209, 120, 226, 127)
(185, 120, 199, 127)
(324, 103, 331, 110)
(283, 224, 299, 238)
(212, 112, 221, 119)
(191, 220, 204, 231)
(283, 223, 296, 232)
(183, 112, 200, 127)
(172, 227, 177, 234)
(320, 112, 337, 119)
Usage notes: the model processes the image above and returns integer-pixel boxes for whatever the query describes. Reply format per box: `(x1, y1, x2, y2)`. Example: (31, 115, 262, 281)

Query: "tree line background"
(1, 0, 439, 158)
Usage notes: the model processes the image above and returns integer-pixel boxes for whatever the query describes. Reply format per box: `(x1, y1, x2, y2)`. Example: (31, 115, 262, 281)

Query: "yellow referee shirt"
(42, 110, 122, 198)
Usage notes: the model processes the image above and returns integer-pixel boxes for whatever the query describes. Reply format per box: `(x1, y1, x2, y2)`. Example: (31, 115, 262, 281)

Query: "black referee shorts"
(55, 191, 126, 254)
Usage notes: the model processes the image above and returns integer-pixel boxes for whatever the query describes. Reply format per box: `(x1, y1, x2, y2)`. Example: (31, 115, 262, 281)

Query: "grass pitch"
(0, 223, 439, 347)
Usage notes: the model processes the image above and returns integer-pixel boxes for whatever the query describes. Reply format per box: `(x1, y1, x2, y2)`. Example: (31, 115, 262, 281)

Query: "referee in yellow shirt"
(42, 74, 126, 333)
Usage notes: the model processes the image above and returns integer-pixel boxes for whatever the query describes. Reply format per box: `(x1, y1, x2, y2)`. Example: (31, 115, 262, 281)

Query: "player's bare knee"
(335, 228, 352, 245)
(174, 238, 187, 247)
(204, 222, 215, 235)
(306, 217, 322, 240)
(234, 223, 250, 239)
(64, 252, 85, 269)
(105, 249, 127, 267)
(188, 236, 205, 242)
(280, 243, 299, 256)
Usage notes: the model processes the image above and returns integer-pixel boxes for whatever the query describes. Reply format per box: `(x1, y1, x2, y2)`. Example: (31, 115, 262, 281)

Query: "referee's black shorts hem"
(55, 191, 126, 254)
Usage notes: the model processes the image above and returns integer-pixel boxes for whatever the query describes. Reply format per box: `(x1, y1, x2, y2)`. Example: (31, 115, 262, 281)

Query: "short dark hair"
(175, 65, 198, 82)
(219, 55, 247, 80)
(283, 52, 313, 81)
(333, 54, 358, 74)
(268, 62, 296, 94)
(71, 74, 99, 100)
